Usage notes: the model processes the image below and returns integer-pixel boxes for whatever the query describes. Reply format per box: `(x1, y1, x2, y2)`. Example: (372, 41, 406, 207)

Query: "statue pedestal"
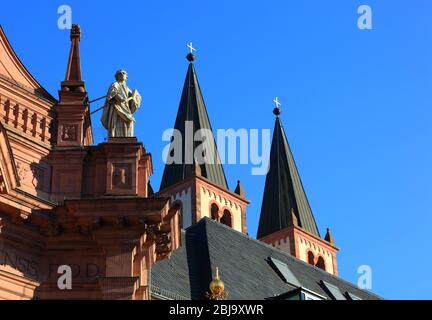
(107, 137, 138, 144)
(102, 137, 150, 197)
(51, 137, 152, 200)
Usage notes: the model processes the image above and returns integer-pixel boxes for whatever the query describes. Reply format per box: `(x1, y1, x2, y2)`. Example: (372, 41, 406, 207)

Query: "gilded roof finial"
(206, 267, 227, 300)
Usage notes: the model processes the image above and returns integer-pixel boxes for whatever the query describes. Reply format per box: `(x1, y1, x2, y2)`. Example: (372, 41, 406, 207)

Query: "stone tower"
(158, 50, 249, 233)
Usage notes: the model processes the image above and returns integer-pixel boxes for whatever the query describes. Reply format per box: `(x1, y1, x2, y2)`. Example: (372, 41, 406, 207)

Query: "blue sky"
(1, 0, 432, 299)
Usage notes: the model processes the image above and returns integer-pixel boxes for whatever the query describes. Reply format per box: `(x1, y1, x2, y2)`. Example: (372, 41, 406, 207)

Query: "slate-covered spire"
(257, 107, 320, 239)
(160, 51, 228, 190)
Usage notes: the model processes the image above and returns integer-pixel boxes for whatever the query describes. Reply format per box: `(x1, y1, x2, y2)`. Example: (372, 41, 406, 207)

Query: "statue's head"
(115, 70, 128, 82)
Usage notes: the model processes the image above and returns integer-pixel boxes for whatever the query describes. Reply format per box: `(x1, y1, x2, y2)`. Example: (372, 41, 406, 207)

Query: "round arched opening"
(220, 210, 232, 227)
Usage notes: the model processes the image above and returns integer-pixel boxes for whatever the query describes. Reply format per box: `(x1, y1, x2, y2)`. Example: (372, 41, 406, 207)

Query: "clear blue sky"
(1, 0, 431, 299)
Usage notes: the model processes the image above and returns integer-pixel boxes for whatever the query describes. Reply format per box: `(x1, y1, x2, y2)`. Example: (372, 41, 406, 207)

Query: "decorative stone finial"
(62, 23, 84, 91)
(70, 24, 81, 40)
(273, 97, 281, 116)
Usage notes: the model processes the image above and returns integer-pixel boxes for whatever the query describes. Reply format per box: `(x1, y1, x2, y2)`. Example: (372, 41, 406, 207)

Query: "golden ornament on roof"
(207, 267, 227, 300)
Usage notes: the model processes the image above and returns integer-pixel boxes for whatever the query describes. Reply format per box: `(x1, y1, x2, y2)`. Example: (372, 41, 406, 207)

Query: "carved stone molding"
(16, 161, 28, 182)
(144, 223, 161, 242)
(61, 124, 78, 142)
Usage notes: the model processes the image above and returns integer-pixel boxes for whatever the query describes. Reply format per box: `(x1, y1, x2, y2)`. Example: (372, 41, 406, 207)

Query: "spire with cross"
(273, 97, 282, 116)
(187, 42, 196, 62)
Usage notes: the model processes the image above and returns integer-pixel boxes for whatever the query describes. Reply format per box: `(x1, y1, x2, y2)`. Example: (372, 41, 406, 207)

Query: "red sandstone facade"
(156, 174, 249, 234)
(259, 223, 339, 276)
(0, 25, 180, 300)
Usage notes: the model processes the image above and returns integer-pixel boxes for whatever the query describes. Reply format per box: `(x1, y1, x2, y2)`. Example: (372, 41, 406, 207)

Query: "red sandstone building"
(0, 25, 380, 300)
(0, 25, 180, 300)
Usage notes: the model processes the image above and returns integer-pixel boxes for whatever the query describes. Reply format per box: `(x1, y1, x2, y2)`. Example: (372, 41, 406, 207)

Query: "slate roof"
(257, 117, 320, 239)
(151, 218, 382, 300)
(159, 61, 228, 191)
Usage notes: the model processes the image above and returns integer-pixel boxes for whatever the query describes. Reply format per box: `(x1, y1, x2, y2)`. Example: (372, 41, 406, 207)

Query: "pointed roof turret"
(325, 228, 335, 245)
(257, 101, 320, 239)
(160, 45, 228, 191)
(234, 180, 245, 198)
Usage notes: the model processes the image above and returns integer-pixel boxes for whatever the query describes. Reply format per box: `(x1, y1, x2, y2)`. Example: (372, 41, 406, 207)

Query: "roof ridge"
(200, 217, 383, 299)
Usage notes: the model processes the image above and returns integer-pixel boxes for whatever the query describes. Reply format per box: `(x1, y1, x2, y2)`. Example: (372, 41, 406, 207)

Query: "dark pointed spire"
(160, 50, 228, 191)
(234, 180, 245, 198)
(325, 228, 335, 245)
(257, 105, 320, 239)
(61, 24, 85, 93)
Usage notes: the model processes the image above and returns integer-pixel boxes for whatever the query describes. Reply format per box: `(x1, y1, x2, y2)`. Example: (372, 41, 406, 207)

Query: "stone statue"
(101, 70, 141, 137)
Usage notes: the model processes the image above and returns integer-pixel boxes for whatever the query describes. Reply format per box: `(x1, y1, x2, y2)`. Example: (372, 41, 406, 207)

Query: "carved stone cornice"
(144, 222, 161, 242)
(155, 232, 172, 261)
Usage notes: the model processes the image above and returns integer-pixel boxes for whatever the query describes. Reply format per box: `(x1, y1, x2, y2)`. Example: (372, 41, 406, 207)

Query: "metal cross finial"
(273, 97, 281, 109)
(273, 97, 282, 116)
(187, 42, 196, 54)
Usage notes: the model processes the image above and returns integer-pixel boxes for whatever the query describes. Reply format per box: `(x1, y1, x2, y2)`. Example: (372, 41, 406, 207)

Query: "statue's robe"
(101, 81, 135, 137)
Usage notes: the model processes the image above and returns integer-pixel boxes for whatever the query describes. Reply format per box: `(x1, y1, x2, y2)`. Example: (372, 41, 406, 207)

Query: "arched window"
(307, 251, 315, 265)
(316, 256, 326, 271)
(220, 209, 232, 227)
(210, 204, 219, 221)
